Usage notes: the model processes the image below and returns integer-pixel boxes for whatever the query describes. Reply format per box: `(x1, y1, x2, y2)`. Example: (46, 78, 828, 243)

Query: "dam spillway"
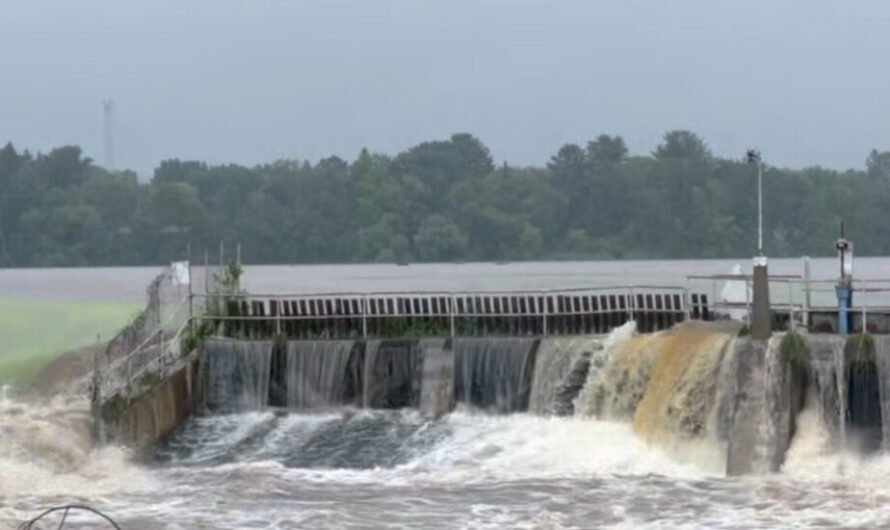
(185, 322, 890, 476)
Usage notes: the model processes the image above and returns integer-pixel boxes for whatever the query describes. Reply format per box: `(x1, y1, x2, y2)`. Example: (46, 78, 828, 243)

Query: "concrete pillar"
(751, 257, 771, 339)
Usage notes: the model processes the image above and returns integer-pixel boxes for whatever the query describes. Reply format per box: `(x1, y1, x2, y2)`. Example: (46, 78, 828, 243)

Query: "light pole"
(746, 148, 771, 339)
(746, 149, 763, 256)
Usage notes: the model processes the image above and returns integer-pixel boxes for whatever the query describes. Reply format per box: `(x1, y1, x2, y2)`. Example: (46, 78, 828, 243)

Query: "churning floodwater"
(5, 400, 890, 529)
(5, 322, 890, 528)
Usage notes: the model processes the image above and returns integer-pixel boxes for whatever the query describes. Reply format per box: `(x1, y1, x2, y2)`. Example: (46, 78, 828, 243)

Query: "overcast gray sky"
(2, 0, 889, 175)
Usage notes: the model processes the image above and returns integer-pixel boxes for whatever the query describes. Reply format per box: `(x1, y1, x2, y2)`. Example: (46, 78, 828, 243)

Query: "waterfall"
(632, 323, 736, 471)
(573, 321, 654, 420)
(199, 338, 273, 412)
(807, 335, 845, 444)
(285, 341, 360, 409)
(363, 340, 422, 409)
(572, 321, 740, 471)
(452, 338, 538, 413)
(874, 336, 890, 451)
(530, 336, 602, 416)
(844, 334, 883, 452)
(835, 337, 847, 455)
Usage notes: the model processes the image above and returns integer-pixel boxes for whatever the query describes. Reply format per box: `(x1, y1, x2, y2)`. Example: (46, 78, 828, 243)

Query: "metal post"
(758, 162, 763, 256)
(362, 295, 369, 339)
(275, 299, 282, 337)
(802, 257, 811, 329)
(542, 293, 548, 336)
(682, 287, 691, 321)
(746, 149, 764, 256)
(449, 294, 456, 338)
(187, 245, 194, 342)
(837, 285, 851, 335)
(627, 288, 634, 322)
(862, 280, 868, 332)
(788, 281, 793, 331)
(712, 279, 717, 316)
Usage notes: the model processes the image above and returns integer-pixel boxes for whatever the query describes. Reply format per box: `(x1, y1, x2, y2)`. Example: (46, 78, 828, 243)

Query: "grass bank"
(0, 297, 139, 386)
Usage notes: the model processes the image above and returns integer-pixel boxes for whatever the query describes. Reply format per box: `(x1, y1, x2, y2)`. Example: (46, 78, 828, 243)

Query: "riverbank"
(0, 297, 138, 387)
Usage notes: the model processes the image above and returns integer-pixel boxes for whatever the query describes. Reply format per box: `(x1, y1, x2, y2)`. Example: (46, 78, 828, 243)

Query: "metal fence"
(98, 263, 192, 400)
(688, 273, 890, 331)
(190, 284, 699, 338)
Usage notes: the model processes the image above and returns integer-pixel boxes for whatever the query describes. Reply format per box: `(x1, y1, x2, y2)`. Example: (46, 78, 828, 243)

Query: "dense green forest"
(1, 131, 889, 267)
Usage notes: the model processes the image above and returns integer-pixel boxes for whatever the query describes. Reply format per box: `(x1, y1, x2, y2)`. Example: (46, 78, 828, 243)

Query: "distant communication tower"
(103, 98, 115, 170)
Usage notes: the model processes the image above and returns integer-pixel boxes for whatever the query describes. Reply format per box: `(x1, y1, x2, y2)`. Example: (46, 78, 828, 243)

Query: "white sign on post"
(171, 261, 190, 287)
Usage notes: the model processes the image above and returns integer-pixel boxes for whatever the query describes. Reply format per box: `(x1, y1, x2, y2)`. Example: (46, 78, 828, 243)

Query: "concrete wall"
(102, 358, 198, 455)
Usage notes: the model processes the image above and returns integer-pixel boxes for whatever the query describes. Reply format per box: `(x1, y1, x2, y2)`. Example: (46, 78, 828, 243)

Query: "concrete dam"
(95, 260, 890, 480)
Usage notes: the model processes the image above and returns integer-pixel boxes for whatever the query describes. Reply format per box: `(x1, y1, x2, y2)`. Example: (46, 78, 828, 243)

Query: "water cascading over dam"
(191, 322, 890, 476)
(452, 338, 538, 413)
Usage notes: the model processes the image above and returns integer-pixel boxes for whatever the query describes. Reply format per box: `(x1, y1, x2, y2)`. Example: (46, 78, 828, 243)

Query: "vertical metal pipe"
(449, 294, 456, 338)
(362, 295, 369, 340)
(712, 279, 717, 317)
(203, 250, 209, 295)
(626, 289, 633, 322)
(802, 257, 811, 328)
(788, 281, 793, 331)
(187, 244, 194, 341)
(862, 280, 868, 332)
(683, 287, 691, 322)
(542, 293, 548, 337)
(758, 162, 763, 256)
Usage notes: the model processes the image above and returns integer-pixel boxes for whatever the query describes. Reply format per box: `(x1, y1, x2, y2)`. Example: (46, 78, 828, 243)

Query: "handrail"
(103, 295, 190, 376)
(190, 284, 688, 299)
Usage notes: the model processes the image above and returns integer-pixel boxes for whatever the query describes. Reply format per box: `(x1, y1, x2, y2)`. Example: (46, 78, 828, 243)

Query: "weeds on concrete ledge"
(780, 330, 810, 371)
(846, 332, 875, 367)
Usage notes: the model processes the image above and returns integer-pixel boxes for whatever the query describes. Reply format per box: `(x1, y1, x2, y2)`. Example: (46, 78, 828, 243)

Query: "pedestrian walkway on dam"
(192, 286, 712, 340)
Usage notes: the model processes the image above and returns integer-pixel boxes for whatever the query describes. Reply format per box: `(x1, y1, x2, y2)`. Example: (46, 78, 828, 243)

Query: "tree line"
(1, 131, 889, 267)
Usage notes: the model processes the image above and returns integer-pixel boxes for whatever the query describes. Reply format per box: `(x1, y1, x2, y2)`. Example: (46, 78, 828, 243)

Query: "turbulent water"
(7, 326, 890, 528)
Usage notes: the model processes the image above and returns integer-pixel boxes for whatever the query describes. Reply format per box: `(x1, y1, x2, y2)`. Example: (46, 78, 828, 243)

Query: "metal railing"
(687, 273, 890, 331)
(99, 295, 191, 400)
(190, 284, 696, 339)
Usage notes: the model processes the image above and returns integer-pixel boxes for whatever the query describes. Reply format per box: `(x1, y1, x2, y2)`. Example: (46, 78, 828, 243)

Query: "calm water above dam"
(5, 260, 890, 528)
(4, 257, 890, 302)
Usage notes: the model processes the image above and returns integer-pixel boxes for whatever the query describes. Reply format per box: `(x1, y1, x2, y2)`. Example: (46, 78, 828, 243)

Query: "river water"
(4, 260, 890, 528)
(4, 257, 890, 302)
(3, 399, 890, 529)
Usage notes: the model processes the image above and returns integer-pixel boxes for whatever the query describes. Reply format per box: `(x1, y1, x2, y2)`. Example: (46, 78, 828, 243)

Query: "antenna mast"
(103, 98, 115, 171)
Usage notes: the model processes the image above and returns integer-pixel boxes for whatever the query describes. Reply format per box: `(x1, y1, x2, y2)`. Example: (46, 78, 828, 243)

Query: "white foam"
(399, 411, 707, 483)
(0, 396, 157, 525)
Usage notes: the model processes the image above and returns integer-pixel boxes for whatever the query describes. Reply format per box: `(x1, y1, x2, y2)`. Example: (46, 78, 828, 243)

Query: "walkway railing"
(688, 274, 890, 332)
(191, 284, 702, 339)
(98, 285, 192, 401)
